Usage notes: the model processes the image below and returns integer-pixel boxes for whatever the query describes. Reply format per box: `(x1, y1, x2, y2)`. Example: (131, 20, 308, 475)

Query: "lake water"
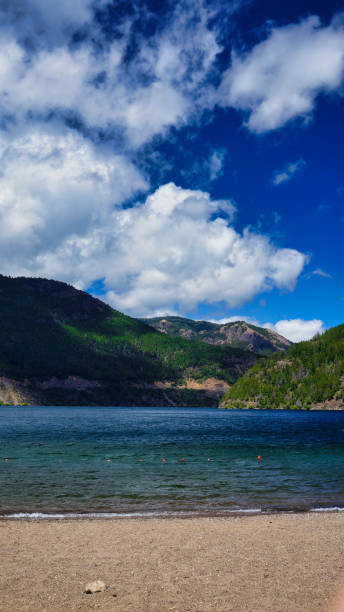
(1, 406, 344, 517)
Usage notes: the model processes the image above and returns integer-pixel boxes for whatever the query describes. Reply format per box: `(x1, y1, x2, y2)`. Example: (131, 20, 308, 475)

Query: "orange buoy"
(162, 458, 166, 463)
(4, 458, 8, 462)
(181, 458, 185, 462)
(106, 459, 111, 462)
(207, 458, 211, 461)
(257, 455, 262, 461)
(139, 458, 143, 462)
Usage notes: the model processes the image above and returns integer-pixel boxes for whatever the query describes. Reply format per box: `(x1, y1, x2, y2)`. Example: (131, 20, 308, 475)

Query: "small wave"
(4, 506, 344, 519)
(310, 506, 344, 513)
(2, 508, 263, 519)
(3, 511, 161, 519)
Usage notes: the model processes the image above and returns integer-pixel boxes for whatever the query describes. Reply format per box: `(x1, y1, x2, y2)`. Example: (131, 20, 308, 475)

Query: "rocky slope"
(0, 275, 258, 407)
(143, 316, 291, 356)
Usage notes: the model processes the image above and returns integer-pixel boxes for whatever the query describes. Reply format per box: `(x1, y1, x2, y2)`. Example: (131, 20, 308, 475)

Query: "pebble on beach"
(84, 580, 106, 594)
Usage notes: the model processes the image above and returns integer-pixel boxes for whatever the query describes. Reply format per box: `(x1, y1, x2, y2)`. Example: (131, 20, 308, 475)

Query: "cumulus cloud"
(0, 179, 307, 315)
(16, 183, 305, 316)
(0, 34, 188, 147)
(264, 319, 324, 342)
(0, 121, 307, 314)
(1, 5, 344, 150)
(0, 2, 313, 318)
(0, 1, 227, 148)
(273, 158, 306, 185)
(220, 15, 344, 132)
(0, 125, 147, 269)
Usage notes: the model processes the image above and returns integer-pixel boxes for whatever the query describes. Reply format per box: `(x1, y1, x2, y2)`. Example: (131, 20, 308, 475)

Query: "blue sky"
(0, 0, 343, 341)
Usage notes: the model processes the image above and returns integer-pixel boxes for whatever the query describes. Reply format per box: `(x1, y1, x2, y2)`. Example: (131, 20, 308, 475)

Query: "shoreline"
(2, 504, 344, 520)
(1, 513, 344, 611)
(1, 404, 344, 409)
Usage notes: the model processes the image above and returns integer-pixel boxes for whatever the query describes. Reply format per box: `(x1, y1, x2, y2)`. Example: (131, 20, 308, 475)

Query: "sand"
(0, 513, 344, 612)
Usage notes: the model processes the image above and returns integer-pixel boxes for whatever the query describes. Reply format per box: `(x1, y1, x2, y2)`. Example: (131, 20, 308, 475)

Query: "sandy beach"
(0, 513, 344, 612)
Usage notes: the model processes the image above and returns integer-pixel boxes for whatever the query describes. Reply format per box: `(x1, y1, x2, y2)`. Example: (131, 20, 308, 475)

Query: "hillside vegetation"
(220, 324, 344, 410)
(0, 275, 257, 406)
(143, 316, 291, 355)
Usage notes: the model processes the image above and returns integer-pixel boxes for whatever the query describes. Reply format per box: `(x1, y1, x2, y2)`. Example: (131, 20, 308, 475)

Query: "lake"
(1, 406, 344, 517)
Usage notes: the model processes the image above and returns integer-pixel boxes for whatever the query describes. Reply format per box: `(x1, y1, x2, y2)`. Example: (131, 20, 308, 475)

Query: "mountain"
(0, 275, 258, 407)
(143, 316, 291, 356)
(220, 324, 344, 410)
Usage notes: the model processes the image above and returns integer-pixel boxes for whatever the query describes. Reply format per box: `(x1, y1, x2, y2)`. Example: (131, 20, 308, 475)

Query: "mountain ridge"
(143, 315, 291, 356)
(0, 275, 258, 407)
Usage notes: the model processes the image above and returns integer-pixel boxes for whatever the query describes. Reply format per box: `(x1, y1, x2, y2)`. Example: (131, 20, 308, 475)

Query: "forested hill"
(220, 324, 344, 410)
(0, 275, 257, 407)
(143, 316, 291, 356)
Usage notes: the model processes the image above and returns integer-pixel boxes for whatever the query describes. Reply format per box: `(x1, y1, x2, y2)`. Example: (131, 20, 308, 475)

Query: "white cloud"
(17, 183, 305, 316)
(273, 158, 306, 185)
(210, 316, 259, 325)
(220, 15, 344, 132)
(0, 1, 225, 149)
(2, 6, 344, 149)
(0, 146, 308, 312)
(264, 319, 324, 342)
(208, 149, 226, 181)
(0, 3, 316, 319)
(0, 0, 97, 48)
(0, 125, 147, 268)
(0, 36, 189, 148)
(305, 268, 332, 279)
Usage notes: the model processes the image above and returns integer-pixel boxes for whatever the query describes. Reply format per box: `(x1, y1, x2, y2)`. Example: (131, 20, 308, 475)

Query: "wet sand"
(1, 513, 344, 611)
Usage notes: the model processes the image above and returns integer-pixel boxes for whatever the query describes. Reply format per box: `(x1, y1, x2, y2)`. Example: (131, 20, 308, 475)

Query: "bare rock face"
(85, 580, 106, 594)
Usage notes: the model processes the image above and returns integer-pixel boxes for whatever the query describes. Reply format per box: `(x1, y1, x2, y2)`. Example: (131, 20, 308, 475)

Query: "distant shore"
(1, 513, 344, 611)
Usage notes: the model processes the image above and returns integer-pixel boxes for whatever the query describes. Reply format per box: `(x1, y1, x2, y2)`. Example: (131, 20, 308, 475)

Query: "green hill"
(143, 316, 291, 355)
(220, 324, 344, 410)
(0, 275, 257, 407)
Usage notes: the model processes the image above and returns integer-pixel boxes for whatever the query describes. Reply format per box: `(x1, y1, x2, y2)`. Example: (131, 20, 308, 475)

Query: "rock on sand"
(85, 580, 106, 594)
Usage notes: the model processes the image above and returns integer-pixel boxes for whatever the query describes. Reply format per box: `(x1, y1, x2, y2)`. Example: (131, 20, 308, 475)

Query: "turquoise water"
(1, 407, 344, 516)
